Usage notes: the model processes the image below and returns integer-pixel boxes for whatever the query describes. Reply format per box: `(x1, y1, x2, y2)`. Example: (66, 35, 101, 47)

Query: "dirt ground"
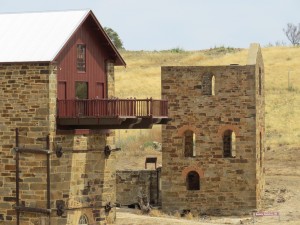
(116, 145, 300, 225)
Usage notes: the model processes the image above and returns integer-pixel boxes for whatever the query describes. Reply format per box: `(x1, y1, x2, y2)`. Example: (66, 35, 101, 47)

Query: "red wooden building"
(49, 10, 170, 129)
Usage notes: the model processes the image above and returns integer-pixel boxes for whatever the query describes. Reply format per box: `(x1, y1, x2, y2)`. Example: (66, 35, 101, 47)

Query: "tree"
(283, 23, 300, 46)
(104, 27, 124, 50)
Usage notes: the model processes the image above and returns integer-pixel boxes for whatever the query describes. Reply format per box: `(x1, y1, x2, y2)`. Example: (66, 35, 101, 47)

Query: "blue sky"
(0, 0, 299, 50)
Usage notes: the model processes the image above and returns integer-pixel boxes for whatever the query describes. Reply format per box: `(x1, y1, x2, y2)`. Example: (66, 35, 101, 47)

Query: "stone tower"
(161, 44, 265, 215)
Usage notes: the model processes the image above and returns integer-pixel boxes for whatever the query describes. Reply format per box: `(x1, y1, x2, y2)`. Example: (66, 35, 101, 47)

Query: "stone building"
(0, 10, 168, 225)
(161, 44, 265, 215)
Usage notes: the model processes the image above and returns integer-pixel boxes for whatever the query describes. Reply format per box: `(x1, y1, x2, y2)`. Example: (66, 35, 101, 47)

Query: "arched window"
(259, 68, 262, 95)
(223, 130, 236, 158)
(79, 215, 88, 225)
(211, 75, 215, 96)
(184, 130, 196, 157)
(186, 171, 200, 190)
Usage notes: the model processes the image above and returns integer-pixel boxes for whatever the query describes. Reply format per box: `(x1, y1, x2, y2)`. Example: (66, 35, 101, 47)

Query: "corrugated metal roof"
(0, 10, 90, 63)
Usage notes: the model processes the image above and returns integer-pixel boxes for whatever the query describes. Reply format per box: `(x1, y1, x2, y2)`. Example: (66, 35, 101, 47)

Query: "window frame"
(78, 215, 88, 225)
(75, 81, 88, 99)
(77, 44, 86, 72)
(186, 171, 200, 190)
(184, 130, 196, 157)
(211, 75, 215, 96)
(223, 130, 236, 158)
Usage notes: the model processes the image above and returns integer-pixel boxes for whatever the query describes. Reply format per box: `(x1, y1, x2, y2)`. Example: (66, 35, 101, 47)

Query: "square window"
(75, 82, 88, 99)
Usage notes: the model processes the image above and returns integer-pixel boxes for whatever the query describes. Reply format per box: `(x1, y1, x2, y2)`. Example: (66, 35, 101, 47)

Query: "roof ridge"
(0, 9, 90, 15)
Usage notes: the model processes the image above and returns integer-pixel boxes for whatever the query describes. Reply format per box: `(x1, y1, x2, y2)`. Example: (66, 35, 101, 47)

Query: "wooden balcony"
(56, 98, 171, 129)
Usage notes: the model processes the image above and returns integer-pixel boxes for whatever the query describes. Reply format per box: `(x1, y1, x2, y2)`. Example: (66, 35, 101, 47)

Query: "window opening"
(77, 44, 86, 72)
(212, 75, 215, 96)
(184, 130, 195, 157)
(231, 131, 236, 157)
(193, 132, 196, 157)
(75, 82, 88, 99)
(186, 171, 200, 190)
(223, 130, 236, 157)
(78, 215, 88, 225)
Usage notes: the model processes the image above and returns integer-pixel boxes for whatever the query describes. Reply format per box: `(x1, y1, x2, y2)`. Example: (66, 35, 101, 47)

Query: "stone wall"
(50, 132, 117, 225)
(0, 63, 54, 224)
(0, 62, 117, 225)
(161, 44, 265, 216)
(251, 44, 265, 208)
(116, 169, 160, 206)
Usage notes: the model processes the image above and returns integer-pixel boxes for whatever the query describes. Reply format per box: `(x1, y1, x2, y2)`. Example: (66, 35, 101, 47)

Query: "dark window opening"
(184, 130, 195, 157)
(223, 130, 236, 158)
(202, 73, 215, 95)
(186, 171, 200, 190)
(77, 44, 86, 72)
(75, 82, 88, 99)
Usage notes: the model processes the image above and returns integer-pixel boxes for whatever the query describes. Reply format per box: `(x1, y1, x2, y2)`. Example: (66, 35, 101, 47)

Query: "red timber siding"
(55, 16, 110, 100)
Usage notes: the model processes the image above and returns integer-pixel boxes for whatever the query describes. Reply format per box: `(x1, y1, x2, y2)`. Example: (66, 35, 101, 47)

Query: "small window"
(77, 44, 86, 72)
(223, 130, 236, 158)
(78, 215, 88, 225)
(186, 171, 200, 190)
(75, 82, 88, 99)
(184, 130, 196, 157)
(211, 75, 215, 96)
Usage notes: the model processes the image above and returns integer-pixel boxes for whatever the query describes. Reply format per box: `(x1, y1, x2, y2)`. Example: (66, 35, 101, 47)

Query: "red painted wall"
(55, 16, 111, 100)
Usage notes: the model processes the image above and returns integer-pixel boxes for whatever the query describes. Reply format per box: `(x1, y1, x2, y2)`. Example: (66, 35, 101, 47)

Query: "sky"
(0, 0, 299, 51)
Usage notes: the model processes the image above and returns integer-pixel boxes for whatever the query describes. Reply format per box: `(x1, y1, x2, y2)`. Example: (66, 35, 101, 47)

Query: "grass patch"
(115, 46, 300, 164)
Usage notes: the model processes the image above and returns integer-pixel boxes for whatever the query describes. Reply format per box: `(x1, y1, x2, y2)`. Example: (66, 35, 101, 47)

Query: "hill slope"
(115, 47, 300, 148)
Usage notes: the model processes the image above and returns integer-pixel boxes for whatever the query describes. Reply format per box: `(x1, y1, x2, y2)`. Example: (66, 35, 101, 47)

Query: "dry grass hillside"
(114, 46, 300, 224)
(115, 46, 300, 167)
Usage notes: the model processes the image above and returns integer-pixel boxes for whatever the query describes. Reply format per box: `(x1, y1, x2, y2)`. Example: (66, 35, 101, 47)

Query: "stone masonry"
(161, 44, 265, 216)
(0, 62, 116, 225)
(116, 169, 161, 207)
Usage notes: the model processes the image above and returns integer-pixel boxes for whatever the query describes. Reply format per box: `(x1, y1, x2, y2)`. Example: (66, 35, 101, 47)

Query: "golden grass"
(115, 47, 300, 163)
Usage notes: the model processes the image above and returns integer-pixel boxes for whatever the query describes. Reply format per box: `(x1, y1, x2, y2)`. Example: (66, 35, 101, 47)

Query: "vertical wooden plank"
(56, 16, 110, 100)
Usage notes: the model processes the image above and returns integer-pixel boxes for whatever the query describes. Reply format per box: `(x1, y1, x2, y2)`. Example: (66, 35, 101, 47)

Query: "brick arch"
(182, 165, 204, 179)
(177, 125, 198, 136)
(218, 125, 240, 137)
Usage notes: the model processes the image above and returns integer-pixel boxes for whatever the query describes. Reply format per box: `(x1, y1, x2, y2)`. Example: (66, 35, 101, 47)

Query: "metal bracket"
(55, 145, 63, 158)
(14, 128, 51, 225)
(104, 202, 113, 213)
(104, 145, 121, 158)
(56, 200, 114, 216)
(56, 201, 65, 216)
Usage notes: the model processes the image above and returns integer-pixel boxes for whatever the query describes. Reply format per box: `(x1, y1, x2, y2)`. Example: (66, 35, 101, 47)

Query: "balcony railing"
(57, 98, 168, 118)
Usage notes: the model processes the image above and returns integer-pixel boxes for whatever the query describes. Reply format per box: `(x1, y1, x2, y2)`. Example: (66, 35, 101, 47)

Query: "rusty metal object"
(56, 200, 114, 217)
(104, 145, 121, 158)
(104, 202, 112, 213)
(14, 128, 52, 221)
(54, 144, 120, 158)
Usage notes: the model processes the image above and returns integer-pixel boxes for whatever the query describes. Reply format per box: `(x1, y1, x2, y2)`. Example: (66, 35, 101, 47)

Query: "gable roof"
(0, 10, 126, 66)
